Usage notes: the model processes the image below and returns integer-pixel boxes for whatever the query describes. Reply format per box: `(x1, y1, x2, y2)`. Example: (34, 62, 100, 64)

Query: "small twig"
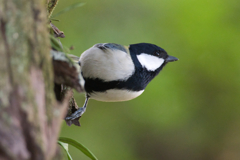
(50, 22, 65, 38)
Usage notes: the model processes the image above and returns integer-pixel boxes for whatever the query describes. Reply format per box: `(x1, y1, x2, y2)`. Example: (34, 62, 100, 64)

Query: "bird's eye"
(154, 51, 160, 56)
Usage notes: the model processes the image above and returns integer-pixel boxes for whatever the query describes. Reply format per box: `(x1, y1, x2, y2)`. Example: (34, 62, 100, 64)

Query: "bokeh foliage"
(56, 0, 240, 159)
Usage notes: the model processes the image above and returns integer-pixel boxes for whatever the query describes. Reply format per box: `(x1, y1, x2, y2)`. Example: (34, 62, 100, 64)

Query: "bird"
(65, 43, 178, 124)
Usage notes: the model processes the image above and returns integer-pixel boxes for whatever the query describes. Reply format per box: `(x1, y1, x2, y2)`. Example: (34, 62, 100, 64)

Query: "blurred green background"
(54, 0, 240, 159)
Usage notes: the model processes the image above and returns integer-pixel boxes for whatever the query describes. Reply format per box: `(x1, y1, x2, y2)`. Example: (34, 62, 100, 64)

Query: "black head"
(129, 43, 178, 72)
(127, 43, 178, 89)
(129, 43, 178, 66)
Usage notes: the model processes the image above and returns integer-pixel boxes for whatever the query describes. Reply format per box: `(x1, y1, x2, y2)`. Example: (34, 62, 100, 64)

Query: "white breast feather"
(137, 53, 164, 71)
(90, 89, 144, 102)
(80, 46, 135, 81)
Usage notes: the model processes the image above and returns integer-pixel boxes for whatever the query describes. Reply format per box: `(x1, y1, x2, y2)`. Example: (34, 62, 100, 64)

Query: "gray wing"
(94, 43, 128, 54)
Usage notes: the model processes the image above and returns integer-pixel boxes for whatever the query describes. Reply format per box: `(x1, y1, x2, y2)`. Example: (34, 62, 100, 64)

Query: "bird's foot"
(65, 107, 86, 126)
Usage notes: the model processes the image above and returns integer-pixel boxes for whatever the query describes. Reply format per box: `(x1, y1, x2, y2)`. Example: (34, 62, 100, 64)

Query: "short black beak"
(165, 55, 178, 62)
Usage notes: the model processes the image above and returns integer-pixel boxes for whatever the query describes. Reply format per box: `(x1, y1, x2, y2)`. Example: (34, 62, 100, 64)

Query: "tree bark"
(0, 0, 68, 159)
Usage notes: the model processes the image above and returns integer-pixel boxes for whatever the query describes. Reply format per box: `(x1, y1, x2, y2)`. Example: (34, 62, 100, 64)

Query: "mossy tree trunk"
(0, 0, 68, 159)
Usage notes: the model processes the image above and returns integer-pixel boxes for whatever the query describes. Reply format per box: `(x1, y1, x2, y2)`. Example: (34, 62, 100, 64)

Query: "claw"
(65, 117, 81, 126)
(65, 107, 86, 120)
(65, 95, 90, 126)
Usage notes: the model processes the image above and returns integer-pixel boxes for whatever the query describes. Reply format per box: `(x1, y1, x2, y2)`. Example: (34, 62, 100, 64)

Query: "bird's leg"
(65, 95, 90, 121)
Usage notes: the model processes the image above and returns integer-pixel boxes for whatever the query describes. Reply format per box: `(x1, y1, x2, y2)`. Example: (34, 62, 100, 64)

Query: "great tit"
(66, 43, 178, 122)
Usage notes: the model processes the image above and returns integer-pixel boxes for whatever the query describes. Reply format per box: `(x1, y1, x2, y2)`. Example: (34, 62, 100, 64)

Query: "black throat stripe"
(84, 77, 145, 93)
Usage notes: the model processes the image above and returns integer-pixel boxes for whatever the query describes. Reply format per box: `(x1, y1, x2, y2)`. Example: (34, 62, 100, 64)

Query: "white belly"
(89, 89, 144, 102)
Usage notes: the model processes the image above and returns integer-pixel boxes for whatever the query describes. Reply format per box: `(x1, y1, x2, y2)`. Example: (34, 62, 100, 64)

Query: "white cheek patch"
(137, 53, 164, 71)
